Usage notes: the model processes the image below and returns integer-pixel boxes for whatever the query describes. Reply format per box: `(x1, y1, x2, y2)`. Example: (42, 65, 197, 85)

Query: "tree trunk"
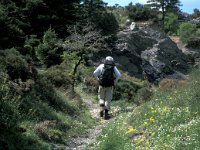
(71, 52, 84, 92)
(162, 5, 165, 28)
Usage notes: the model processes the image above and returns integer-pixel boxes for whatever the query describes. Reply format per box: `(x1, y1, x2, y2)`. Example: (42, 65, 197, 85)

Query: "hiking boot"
(100, 110, 104, 117)
(104, 109, 111, 120)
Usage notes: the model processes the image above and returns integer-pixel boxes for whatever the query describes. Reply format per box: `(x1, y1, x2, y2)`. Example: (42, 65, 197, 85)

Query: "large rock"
(91, 26, 190, 83)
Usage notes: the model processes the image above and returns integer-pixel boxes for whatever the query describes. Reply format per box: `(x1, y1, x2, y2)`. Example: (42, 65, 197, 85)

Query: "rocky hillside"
(92, 25, 192, 83)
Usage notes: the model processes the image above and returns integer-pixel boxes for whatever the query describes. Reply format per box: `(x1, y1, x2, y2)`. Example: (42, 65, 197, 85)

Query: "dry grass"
(159, 79, 189, 91)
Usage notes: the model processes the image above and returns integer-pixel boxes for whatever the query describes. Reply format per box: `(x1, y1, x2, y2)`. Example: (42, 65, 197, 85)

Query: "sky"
(103, 0, 200, 14)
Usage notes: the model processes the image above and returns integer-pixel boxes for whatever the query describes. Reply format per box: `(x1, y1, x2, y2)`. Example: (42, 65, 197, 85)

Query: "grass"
(0, 74, 95, 149)
(86, 68, 200, 150)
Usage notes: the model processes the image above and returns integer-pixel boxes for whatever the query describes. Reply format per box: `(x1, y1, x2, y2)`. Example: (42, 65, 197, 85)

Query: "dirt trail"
(61, 96, 112, 150)
(170, 36, 199, 56)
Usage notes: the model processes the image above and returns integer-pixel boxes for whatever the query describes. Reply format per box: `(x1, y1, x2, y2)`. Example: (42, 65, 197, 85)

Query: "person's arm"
(114, 66, 121, 82)
(93, 64, 103, 80)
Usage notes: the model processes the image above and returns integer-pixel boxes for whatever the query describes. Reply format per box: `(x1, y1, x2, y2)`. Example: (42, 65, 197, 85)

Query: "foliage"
(113, 80, 140, 101)
(43, 63, 72, 89)
(0, 0, 81, 49)
(23, 35, 40, 60)
(92, 11, 119, 35)
(178, 22, 197, 44)
(89, 117, 132, 150)
(192, 8, 200, 18)
(91, 68, 200, 150)
(63, 24, 104, 90)
(109, 6, 129, 28)
(164, 12, 179, 35)
(147, 0, 181, 27)
(134, 87, 152, 106)
(0, 48, 30, 81)
(126, 3, 155, 21)
(113, 79, 150, 106)
(36, 29, 64, 67)
(0, 71, 95, 149)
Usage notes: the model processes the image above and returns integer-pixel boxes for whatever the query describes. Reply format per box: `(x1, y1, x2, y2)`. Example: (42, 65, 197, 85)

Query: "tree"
(36, 29, 64, 67)
(81, 0, 106, 16)
(0, 0, 82, 49)
(147, 0, 181, 25)
(192, 8, 200, 18)
(126, 2, 154, 21)
(63, 24, 105, 91)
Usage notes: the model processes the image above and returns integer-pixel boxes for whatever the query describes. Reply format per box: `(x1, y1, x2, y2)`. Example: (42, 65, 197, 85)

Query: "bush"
(164, 13, 179, 35)
(113, 80, 141, 102)
(44, 63, 72, 89)
(23, 35, 40, 61)
(0, 72, 27, 149)
(0, 48, 30, 81)
(134, 87, 152, 105)
(83, 76, 99, 93)
(178, 22, 197, 44)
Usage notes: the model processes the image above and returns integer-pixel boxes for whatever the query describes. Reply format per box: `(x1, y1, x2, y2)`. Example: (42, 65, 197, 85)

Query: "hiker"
(93, 56, 121, 119)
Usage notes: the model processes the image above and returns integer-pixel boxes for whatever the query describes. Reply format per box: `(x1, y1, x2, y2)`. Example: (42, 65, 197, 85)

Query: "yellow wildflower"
(149, 117, 155, 123)
(143, 121, 148, 125)
(127, 127, 136, 133)
(152, 109, 157, 113)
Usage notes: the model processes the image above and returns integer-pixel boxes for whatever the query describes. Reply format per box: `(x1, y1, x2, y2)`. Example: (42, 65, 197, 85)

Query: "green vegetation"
(178, 22, 198, 44)
(147, 0, 181, 24)
(164, 13, 179, 35)
(0, 53, 95, 149)
(126, 3, 155, 21)
(88, 69, 200, 149)
(1, 0, 200, 149)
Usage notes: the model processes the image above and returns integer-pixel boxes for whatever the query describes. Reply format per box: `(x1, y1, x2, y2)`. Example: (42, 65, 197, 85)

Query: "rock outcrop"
(92, 26, 191, 83)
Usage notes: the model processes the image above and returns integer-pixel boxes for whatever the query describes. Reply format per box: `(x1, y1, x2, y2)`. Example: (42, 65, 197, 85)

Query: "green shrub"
(83, 76, 99, 93)
(21, 78, 76, 117)
(113, 80, 141, 102)
(0, 48, 29, 81)
(0, 73, 21, 130)
(23, 35, 40, 61)
(44, 64, 72, 89)
(164, 13, 179, 35)
(134, 87, 152, 105)
(178, 22, 197, 44)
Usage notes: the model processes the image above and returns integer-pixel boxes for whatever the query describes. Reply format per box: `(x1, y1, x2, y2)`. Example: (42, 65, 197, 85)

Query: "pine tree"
(147, 0, 181, 25)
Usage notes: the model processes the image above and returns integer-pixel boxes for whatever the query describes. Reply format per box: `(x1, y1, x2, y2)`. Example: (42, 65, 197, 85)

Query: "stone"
(91, 26, 191, 83)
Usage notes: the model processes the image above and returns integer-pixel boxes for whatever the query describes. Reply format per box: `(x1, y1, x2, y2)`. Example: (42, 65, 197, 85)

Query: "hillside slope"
(87, 69, 200, 150)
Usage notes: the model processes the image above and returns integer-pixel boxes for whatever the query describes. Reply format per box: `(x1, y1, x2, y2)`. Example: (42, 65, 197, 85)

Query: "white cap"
(105, 56, 114, 64)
